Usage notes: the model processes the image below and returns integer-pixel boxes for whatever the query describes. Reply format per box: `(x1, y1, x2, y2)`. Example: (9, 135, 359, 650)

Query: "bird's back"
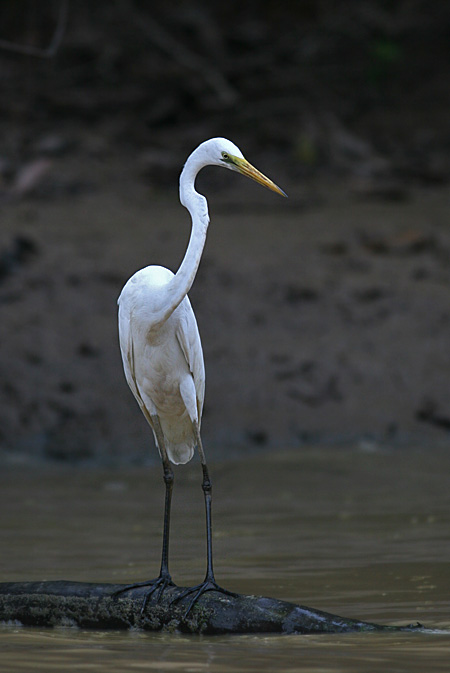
(118, 265, 205, 465)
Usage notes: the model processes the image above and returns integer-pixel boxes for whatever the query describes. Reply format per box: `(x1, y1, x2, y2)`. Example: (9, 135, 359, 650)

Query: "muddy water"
(0, 446, 449, 671)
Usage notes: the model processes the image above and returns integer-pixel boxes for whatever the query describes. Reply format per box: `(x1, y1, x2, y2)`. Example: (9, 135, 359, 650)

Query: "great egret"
(115, 138, 286, 616)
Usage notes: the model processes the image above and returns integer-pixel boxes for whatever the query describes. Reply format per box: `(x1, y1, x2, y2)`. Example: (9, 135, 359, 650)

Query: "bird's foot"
(172, 576, 237, 618)
(113, 573, 176, 614)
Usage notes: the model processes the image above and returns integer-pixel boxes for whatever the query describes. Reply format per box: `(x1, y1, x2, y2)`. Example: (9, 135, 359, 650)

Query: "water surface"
(1, 446, 449, 671)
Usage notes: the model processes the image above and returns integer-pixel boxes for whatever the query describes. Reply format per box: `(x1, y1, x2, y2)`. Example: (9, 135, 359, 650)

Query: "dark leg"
(172, 421, 236, 617)
(113, 415, 176, 611)
(158, 455, 174, 586)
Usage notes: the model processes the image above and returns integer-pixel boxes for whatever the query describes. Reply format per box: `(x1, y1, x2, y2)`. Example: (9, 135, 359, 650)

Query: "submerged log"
(0, 581, 423, 634)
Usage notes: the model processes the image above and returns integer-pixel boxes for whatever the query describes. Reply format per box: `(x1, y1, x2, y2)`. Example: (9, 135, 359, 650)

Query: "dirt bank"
(1, 148, 450, 464)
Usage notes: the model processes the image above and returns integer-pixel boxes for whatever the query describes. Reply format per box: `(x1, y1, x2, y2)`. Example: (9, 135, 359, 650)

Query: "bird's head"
(198, 137, 287, 197)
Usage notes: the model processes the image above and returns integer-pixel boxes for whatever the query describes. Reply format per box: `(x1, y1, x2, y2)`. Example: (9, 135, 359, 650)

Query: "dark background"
(1, 1, 450, 464)
(2, 1, 450, 185)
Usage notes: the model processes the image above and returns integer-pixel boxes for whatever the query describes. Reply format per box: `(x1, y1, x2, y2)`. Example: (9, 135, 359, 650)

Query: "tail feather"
(166, 440, 195, 465)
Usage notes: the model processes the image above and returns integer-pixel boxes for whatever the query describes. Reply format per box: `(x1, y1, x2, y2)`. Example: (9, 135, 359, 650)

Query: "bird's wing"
(175, 298, 205, 422)
(118, 304, 154, 429)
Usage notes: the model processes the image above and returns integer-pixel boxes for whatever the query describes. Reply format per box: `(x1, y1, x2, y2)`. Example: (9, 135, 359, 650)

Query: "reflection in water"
(0, 446, 449, 671)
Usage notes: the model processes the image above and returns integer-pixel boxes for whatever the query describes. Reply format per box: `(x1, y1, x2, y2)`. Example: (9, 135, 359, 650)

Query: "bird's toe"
(172, 578, 236, 618)
(113, 574, 176, 613)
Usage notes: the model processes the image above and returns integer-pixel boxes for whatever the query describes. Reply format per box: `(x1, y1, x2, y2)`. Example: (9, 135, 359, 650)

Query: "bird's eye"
(221, 152, 230, 161)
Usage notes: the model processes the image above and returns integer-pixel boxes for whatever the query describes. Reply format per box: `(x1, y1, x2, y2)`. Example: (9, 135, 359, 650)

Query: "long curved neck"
(158, 151, 210, 323)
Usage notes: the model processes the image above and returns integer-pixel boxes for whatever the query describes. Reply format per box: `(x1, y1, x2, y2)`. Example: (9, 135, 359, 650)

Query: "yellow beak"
(231, 156, 287, 197)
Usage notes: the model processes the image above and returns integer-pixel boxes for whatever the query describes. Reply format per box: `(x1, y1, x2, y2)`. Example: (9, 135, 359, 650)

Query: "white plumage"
(118, 265, 204, 464)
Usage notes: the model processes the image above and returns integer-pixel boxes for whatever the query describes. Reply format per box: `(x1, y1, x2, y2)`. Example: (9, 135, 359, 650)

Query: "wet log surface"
(0, 581, 423, 635)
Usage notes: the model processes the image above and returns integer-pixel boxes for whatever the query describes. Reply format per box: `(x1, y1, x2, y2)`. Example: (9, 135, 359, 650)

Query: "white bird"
(115, 138, 286, 615)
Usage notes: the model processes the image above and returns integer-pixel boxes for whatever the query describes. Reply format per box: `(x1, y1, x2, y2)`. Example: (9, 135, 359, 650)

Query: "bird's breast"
(135, 323, 191, 415)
